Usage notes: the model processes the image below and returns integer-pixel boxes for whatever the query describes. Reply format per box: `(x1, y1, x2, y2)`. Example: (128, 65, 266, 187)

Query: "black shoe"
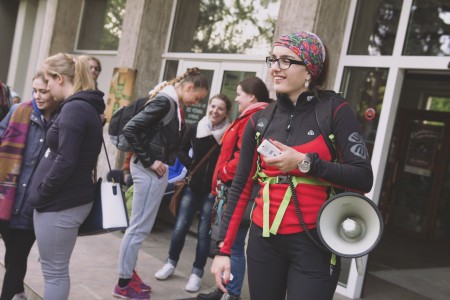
(197, 288, 224, 300)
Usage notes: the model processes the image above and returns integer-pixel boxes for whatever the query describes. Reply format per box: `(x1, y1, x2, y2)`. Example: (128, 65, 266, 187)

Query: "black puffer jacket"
(28, 90, 105, 212)
(122, 93, 184, 168)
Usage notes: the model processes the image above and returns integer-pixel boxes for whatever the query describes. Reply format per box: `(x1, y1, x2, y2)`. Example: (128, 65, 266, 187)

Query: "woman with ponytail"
(0, 71, 59, 300)
(113, 68, 209, 299)
(27, 53, 105, 300)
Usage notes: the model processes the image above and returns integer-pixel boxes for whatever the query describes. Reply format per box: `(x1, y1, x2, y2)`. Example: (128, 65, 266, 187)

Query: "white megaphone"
(317, 192, 383, 258)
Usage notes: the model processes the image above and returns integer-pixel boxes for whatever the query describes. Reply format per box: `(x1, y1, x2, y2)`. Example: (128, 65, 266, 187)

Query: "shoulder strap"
(160, 98, 176, 126)
(188, 144, 218, 177)
(254, 101, 277, 145)
(142, 94, 176, 127)
(314, 91, 337, 161)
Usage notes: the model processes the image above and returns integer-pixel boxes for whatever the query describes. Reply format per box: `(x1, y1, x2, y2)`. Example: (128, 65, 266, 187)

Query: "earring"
(305, 79, 310, 88)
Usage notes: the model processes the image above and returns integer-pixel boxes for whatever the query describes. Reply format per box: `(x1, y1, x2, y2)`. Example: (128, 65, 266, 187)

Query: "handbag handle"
(92, 140, 113, 183)
(187, 144, 218, 179)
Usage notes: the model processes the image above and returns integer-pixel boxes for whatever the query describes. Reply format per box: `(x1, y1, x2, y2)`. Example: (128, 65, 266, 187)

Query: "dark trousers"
(0, 221, 36, 300)
(247, 224, 340, 300)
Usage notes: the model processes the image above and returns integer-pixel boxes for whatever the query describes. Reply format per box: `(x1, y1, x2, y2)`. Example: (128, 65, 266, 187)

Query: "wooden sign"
(105, 68, 137, 122)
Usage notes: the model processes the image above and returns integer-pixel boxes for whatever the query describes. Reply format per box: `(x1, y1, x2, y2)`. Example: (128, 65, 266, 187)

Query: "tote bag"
(79, 177, 129, 236)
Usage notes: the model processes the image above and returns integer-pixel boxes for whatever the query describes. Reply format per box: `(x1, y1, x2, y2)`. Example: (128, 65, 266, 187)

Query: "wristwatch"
(298, 154, 311, 173)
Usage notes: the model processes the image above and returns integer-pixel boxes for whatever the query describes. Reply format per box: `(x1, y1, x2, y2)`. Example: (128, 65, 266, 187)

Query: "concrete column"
(116, 0, 175, 98)
(6, 0, 38, 97)
(273, 0, 351, 90)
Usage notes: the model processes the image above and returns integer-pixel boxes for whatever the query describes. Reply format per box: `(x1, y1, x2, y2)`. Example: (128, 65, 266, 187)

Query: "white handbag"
(79, 141, 129, 236)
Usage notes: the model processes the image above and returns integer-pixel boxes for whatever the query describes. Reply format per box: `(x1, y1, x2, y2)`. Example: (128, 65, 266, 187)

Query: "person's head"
(150, 67, 209, 107)
(235, 76, 271, 113)
(43, 53, 95, 101)
(32, 71, 58, 117)
(207, 94, 232, 126)
(11, 91, 20, 104)
(88, 56, 102, 81)
(267, 31, 328, 102)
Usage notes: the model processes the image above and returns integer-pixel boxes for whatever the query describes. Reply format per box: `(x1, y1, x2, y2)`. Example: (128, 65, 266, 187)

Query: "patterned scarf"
(274, 31, 326, 79)
(0, 101, 33, 220)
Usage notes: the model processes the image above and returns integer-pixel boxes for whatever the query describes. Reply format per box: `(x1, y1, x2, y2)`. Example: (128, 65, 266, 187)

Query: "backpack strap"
(253, 101, 277, 179)
(314, 91, 337, 161)
(159, 97, 176, 127)
(142, 94, 176, 127)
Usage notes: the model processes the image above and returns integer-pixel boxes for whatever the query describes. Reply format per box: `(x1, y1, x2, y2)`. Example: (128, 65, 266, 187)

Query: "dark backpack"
(108, 95, 175, 152)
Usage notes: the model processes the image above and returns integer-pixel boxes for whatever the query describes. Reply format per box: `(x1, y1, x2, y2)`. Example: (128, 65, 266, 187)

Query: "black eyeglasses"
(265, 57, 306, 70)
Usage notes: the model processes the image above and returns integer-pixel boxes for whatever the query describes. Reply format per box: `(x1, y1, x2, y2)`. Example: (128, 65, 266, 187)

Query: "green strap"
(258, 171, 330, 237)
(331, 253, 336, 265)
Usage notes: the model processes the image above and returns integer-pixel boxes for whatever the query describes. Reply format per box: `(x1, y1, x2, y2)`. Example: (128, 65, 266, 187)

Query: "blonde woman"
(28, 53, 105, 300)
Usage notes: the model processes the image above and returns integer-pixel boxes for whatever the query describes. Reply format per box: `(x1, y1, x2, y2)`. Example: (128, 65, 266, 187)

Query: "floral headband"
(274, 31, 326, 79)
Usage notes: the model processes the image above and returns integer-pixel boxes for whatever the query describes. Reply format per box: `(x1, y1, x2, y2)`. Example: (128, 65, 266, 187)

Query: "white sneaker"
(12, 293, 27, 300)
(154, 262, 175, 280)
(185, 273, 202, 292)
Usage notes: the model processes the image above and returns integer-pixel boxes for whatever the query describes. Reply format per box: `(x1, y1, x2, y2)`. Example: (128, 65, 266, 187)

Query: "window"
(403, 0, 450, 56)
(340, 67, 389, 154)
(169, 0, 280, 55)
(348, 0, 402, 55)
(76, 0, 126, 51)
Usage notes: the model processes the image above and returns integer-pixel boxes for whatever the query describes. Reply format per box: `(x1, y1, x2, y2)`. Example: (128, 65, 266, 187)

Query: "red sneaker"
(132, 270, 152, 292)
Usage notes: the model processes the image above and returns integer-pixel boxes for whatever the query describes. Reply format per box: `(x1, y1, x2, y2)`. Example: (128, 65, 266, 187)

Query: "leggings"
(246, 224, 340, 300)
(0, 222, 36, 300)
(33, 203, 92, 300)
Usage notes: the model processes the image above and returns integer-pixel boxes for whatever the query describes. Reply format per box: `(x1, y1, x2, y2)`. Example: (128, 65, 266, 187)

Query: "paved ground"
(0, 215, 436, 300)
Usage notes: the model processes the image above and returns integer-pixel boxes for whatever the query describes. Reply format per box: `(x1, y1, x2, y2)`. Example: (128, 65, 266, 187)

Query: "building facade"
(1, 0, 449, 298)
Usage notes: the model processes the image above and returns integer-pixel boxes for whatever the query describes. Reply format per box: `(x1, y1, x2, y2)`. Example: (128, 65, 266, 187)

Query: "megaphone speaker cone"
(317, 192, 383, 258)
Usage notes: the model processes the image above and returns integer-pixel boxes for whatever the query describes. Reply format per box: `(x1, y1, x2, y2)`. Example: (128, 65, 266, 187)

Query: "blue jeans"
(227, 226, 248, 296)
(168, 187, 215, 277)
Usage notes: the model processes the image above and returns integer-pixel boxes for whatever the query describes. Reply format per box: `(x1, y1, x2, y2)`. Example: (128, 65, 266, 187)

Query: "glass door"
(177, 60, 265, 122)
(384, 110, 450, 239)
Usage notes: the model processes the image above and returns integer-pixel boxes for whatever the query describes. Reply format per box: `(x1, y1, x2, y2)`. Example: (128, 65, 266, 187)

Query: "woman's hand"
(211, 255, 231, 293)
(150, 160, 166, 178)
(263, 140, 305, 172)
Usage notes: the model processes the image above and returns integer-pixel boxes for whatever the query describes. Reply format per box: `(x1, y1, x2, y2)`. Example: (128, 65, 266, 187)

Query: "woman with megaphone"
(210, 31, 373, 300)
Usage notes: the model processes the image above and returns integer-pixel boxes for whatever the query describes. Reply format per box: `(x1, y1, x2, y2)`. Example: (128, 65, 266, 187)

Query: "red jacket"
(211, 102, 268, 195)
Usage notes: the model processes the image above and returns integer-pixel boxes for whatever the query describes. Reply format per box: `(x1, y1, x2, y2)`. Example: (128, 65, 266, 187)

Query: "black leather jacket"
(122, 94, 184, 168)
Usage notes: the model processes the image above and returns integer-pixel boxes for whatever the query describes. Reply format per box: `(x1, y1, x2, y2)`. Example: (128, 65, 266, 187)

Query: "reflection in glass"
(162, 60, 179, 82)
(391, 120, 444, 233)
(340, 67, 389, 155)
(220, 71, 256, 121)
(169, 0, 280, 55)
(77, 0, 125, 50)
(404, 0, 450, 56)
(348, 0, 402, 55)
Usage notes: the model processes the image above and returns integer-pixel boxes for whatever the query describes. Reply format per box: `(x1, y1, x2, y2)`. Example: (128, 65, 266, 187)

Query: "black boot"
(197, 288, 224, 300)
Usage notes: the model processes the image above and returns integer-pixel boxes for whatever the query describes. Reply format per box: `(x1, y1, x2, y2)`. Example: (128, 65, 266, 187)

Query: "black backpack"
(108, 95, 175, 152)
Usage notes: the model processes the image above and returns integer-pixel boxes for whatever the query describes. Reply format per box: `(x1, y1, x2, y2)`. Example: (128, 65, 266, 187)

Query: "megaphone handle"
(355, 257, 364, 276)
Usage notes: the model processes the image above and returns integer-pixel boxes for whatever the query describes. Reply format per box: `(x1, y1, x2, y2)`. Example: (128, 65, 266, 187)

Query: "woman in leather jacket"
(113, 68, 209, 300)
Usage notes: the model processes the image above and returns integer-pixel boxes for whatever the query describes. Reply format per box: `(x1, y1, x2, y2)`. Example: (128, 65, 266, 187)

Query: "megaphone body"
(317, 192, 383, 258)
